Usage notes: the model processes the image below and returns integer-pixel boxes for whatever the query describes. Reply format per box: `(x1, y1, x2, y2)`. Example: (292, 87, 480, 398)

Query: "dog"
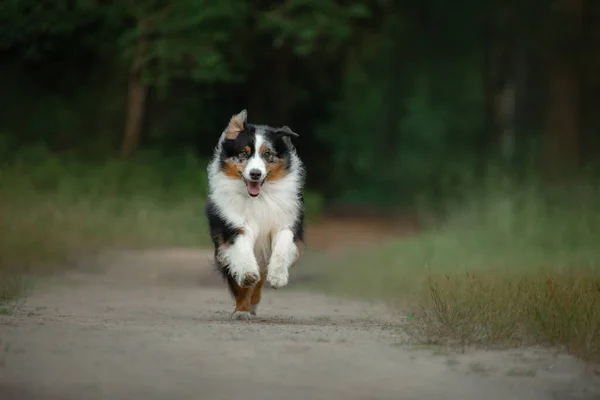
(205, 109, 305, 320)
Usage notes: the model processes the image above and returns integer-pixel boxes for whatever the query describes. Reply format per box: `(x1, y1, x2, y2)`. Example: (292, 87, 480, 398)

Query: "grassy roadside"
(0, 148, 213, 301)
(301, 178, 600, 362)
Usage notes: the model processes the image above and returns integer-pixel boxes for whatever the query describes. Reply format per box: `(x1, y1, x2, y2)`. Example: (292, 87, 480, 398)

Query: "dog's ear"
(225, 109, 247, 140)
(275, 126, 299, 139)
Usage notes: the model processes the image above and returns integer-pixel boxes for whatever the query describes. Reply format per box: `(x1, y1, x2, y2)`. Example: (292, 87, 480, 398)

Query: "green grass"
(0, 148, 212, 300)
(304, 176, 600, 362)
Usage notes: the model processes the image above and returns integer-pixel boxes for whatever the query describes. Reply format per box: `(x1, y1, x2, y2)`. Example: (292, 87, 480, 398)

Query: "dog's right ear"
(275, 126, 299, 139)
(225, 109, 247, 140)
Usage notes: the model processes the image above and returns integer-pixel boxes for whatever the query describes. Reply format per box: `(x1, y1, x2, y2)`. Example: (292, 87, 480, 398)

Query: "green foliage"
(303, 191, 325, 223)
(1, 0, 600, 207)
(0, 61, 126, 150)
(1, 0, 250, 89)
(116, 0, 250, 89)
(0, 0, 99, 58)
(3, 144, 209, 203)
(0, 147, 211, 299)
(258, 0, 370, 56)
(315, 20, 485, 206)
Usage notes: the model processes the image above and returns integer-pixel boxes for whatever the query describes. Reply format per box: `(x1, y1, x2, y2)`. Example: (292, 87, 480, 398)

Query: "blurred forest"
(1, 0, 600, 208)
(2, 1, 600, 358)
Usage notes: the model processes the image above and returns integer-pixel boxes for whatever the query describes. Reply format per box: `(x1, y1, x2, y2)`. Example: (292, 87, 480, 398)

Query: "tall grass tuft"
(407, 270, 600, 361)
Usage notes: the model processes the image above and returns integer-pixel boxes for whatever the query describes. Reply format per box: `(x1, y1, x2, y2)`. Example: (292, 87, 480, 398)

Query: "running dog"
(205, 110, 305, 320)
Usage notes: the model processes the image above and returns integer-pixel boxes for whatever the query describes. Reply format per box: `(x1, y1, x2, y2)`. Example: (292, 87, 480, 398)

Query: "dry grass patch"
(406, 270, 600, 362)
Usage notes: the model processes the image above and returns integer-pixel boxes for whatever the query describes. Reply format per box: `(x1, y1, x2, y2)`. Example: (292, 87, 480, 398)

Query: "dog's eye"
(264, 151, 277, 163)
(238, 152, 248, 160)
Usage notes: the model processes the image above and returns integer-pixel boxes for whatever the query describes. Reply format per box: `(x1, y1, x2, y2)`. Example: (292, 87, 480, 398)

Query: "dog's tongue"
(247, 181, 261, 196)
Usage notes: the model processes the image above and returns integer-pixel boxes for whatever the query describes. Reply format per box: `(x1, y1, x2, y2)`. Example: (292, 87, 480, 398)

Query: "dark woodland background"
(2, 0, 599, 209)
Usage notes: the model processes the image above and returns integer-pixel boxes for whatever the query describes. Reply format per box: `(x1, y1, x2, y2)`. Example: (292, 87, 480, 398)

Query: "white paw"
(250, 304, 258, 316)
(233, 260, 260, 287)
(231, 311, 252, 321)
(266, 267, 289, 289)
(237, 270, 260, 287)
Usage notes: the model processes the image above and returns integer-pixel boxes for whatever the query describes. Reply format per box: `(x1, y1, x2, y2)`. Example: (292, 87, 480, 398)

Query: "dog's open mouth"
(245, 180, 265, 197)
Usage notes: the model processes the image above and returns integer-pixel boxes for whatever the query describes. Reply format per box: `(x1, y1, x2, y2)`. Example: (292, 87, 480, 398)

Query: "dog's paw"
(266, 267, 289, 289)
(231, 311, 252, 321)
(250, 304, 258, 316)
(237, 270, 260, 287)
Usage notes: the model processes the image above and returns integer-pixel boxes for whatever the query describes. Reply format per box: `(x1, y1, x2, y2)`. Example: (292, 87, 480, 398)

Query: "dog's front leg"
(222, 228, 260, 287)
(266, 228, 298, 289)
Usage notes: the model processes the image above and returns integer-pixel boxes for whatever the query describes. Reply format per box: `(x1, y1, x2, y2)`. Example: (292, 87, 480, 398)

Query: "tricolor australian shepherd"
(205, 110, 305, 320)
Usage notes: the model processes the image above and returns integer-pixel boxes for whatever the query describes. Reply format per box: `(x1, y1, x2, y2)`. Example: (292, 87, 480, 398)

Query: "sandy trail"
(0, 247, 599, 400)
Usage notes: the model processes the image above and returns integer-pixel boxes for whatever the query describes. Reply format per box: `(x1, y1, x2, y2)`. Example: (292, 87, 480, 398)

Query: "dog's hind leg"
(231, 282, 254, 321)
(214, 256, 254, 321)
(218, 265, 255, 321)
(249, 271, 266, 316)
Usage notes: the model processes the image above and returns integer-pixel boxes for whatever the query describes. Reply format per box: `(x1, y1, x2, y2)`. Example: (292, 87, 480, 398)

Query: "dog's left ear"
(225, 109, 248, 140)
(275, 126, 299, 139)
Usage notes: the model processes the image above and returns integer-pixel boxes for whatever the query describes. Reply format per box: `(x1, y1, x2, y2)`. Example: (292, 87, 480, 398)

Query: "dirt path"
(1, 247, 599, 400)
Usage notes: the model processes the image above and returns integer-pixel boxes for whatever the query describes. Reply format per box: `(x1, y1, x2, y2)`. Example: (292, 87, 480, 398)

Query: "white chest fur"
(208, 171, 302, 267)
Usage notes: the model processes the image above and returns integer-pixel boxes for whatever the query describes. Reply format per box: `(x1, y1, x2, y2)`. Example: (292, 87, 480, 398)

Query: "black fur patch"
(263, 129, 294, 170)
(218, 124, 294, 172)
(293, 192, 305, 244)
(204, 199, 243, 297)
(220, 126, 255, 157)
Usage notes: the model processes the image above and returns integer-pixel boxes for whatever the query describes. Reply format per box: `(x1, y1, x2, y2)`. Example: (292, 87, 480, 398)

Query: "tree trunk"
(543, 0, 585, 178)
(121, 20, 149, 158)
(495, 80, 516, 160)
(544, 60, 581, 175)
(483, 1, 517, 163)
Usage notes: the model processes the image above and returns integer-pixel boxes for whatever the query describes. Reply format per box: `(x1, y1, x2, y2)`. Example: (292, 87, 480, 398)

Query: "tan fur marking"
(250, 271, 267, 307)
(265, 159, 288, 182)
(233, 284, 253, 313)
(244, 145, 251, 154)
(259, 145, 269, 154)
(225, 110, 247, 140)
(222, 159, 244, 179)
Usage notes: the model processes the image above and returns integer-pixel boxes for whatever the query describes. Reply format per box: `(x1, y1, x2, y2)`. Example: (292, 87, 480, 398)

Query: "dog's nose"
(249, 169, 262, 181)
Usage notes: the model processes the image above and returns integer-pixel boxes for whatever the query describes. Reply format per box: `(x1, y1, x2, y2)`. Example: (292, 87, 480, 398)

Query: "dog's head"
(217, 109, 300, 198)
